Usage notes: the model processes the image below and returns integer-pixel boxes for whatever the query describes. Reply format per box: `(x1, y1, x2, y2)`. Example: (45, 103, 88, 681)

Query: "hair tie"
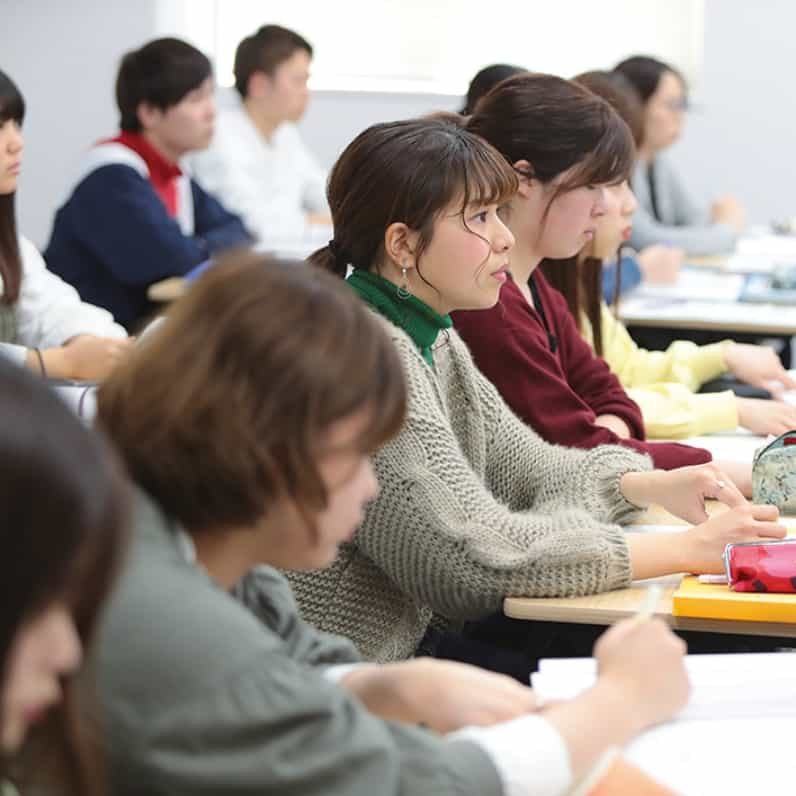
(328, 239, 341, 257)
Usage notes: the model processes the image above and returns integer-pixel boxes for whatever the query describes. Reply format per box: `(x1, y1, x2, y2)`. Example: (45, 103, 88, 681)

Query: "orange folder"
(672, 575, 796, 623)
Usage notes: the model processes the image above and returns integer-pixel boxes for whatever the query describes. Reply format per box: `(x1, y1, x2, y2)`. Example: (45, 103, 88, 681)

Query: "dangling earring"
(397, 266, 410, 300)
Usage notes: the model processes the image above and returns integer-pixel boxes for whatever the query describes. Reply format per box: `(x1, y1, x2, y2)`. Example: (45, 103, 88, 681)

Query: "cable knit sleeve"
(466, 339, 653, 526)
(350, 330, 651, 622)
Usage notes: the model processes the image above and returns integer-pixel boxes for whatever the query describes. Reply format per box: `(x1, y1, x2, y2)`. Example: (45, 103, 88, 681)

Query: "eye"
(470, 210, 488, 223)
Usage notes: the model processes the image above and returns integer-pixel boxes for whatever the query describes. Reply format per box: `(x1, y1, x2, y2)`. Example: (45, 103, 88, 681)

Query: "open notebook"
(534, 653, 796, 794)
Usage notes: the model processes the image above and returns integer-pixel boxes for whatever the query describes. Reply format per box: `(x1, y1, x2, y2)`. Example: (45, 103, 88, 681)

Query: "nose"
(592, 186, 609, 217)
(494, 216, 515, 252)
(6, 121, 23, 154)
(622, 185, 638, 216)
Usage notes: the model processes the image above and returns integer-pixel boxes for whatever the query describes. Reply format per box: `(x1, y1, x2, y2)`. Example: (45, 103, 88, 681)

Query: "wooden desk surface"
(503, 502, 796, 639)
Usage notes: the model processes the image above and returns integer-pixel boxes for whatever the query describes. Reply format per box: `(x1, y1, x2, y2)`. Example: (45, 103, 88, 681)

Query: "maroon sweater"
(452, 271, 710, 470)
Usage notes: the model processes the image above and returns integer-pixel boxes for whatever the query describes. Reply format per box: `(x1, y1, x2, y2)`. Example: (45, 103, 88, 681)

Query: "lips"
(491, 263, 510, 283)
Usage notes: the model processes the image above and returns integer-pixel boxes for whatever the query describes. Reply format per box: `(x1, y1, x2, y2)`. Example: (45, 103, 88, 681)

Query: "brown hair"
(97, 253, 407, 533)
(308, 116, 517, 280)
(234, 25, 313, 98)
(0, 358, 128, 794)
(541, 70, 645, 356)
(0, 69, 25, 305)
(467, 72, 635, 201)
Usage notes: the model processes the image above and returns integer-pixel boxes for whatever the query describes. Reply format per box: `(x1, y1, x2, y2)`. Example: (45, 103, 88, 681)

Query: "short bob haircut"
(309, 116, 518, 281)
(98, 253, 407, 533)
(0, 358, 128, 794)
(116, 37, 212, 133)
(0, 69, 25, 304)
(466, 72, 635, 202)
(234, 25, 313, 98)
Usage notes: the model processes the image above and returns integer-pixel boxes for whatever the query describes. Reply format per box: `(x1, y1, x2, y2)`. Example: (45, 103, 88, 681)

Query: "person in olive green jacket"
(93, 254, 691, 796)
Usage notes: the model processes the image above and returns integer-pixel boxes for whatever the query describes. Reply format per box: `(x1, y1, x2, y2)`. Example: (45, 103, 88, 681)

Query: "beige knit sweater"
(289, 316, 652, 663)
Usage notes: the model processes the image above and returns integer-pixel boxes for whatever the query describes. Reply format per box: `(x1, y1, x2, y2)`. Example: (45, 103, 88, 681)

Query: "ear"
(247, 71, 272, 99)
(513, 159, 535, 198)
(136, 102, 162, 132)
(383, 222, 420, 271)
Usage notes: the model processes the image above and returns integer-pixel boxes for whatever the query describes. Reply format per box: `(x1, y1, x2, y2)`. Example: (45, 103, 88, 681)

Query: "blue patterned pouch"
(752, 430, 796, 514)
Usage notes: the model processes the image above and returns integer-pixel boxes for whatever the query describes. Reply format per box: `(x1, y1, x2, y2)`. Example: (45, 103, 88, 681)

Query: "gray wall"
(666, 0, 796, 225)
(1, 0, 794, 247)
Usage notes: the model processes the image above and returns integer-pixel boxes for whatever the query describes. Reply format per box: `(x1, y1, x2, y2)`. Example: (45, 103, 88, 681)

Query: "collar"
(109, 131, 183, 182)
(346, 269, 452, 367)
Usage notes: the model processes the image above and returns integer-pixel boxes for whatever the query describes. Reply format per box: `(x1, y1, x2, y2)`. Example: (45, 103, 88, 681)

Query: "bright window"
(157, 0, 705, 95)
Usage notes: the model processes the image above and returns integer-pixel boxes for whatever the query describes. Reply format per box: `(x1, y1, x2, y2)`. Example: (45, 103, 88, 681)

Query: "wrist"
(41, 347, 70, 379)
(586, 678, 648, 739)
(619, 470, 658, 508)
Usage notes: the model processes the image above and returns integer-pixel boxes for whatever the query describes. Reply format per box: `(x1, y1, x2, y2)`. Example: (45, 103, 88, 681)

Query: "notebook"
(535, 653, 796, 793)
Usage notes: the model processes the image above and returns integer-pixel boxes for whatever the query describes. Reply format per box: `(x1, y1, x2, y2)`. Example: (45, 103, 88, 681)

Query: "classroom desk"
(503, 500, 796, 639)
(617, 296, 796, 336)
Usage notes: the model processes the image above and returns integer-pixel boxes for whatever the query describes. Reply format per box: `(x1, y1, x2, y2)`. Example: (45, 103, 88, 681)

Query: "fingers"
(706, 469, 746, 509)
(749, 521, 788, 539)
(750, 503, 780, 521)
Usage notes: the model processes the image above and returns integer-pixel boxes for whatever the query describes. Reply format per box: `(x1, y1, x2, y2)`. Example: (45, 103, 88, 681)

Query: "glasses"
(658, 98, 689, 113)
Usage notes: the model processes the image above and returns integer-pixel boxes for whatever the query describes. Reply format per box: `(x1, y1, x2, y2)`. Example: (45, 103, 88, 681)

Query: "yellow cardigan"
(581, 304, 738, 438)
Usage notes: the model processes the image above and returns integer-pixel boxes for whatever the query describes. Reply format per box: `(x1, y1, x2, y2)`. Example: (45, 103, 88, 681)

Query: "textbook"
(672, 575, 796, 623)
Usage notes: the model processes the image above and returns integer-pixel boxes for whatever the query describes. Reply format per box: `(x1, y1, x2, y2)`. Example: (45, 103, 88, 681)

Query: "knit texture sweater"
(289, 282, 653, 663)
(452, 272, 712, 469)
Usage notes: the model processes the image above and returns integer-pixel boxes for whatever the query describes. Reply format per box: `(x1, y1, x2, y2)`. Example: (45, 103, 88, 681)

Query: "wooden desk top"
(503, 502, 796, 638)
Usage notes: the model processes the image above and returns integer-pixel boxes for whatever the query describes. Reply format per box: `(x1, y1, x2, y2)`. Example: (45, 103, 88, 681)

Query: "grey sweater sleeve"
(233, 565, 362, 666)
(127, 648, 502, 796)
(630, 159, 737, 255)
(470, 354, 652, 527)
(352, 347, 639, 621)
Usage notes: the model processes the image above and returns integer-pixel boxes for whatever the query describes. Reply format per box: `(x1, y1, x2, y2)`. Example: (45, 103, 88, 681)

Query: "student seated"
(460, 64, 683, 303)
(93, 254, 691, 795)
(45, 38, 251, 331)
(291, 114, 784, 666)
(539, 71, 796, 440)
(190, 25, 330, 245)
(0, 357, 127, 795)
(614, 55, 746, 255)
(0, 70, 130, 379)
(451, 74, 735, 474)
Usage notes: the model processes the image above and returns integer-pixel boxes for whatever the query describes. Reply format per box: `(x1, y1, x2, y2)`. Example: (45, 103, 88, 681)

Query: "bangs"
(0, 71, 25, 125)
(458, 134, 519, 210)
(559, 105, 635, 190)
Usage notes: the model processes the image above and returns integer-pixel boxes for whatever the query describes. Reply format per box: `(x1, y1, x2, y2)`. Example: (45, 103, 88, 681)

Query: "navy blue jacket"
(46, 162, 250, 330)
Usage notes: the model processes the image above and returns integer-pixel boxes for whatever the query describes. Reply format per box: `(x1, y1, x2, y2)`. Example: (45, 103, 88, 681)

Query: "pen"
(632, 584, 663, 625)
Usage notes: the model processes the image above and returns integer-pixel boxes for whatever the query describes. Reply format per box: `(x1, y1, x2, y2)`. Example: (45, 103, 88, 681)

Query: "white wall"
(2, 0, 795, 247)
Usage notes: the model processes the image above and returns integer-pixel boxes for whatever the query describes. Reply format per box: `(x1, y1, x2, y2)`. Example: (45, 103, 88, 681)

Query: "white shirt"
(189, 101, 329, 245)
(0, 236, 126, 366)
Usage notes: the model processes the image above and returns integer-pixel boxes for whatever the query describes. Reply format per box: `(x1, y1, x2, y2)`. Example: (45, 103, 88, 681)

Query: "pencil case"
(724, 539, 796, 593)
(751, 430, 796, 514)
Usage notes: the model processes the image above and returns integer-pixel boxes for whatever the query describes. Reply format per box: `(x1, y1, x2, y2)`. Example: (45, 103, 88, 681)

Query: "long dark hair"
(0, 69, 24, 305)
(466, 72, 635, 206)
(540, 70, 644, 356)
(0, 358, 128, 793)
(308, 117, 517, 280)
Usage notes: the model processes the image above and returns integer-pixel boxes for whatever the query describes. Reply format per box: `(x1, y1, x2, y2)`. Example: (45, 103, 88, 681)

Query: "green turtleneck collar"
(346, 269, 452, 367)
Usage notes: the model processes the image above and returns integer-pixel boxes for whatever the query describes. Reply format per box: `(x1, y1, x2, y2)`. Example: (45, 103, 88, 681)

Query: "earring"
(397, 266, 410, 300)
